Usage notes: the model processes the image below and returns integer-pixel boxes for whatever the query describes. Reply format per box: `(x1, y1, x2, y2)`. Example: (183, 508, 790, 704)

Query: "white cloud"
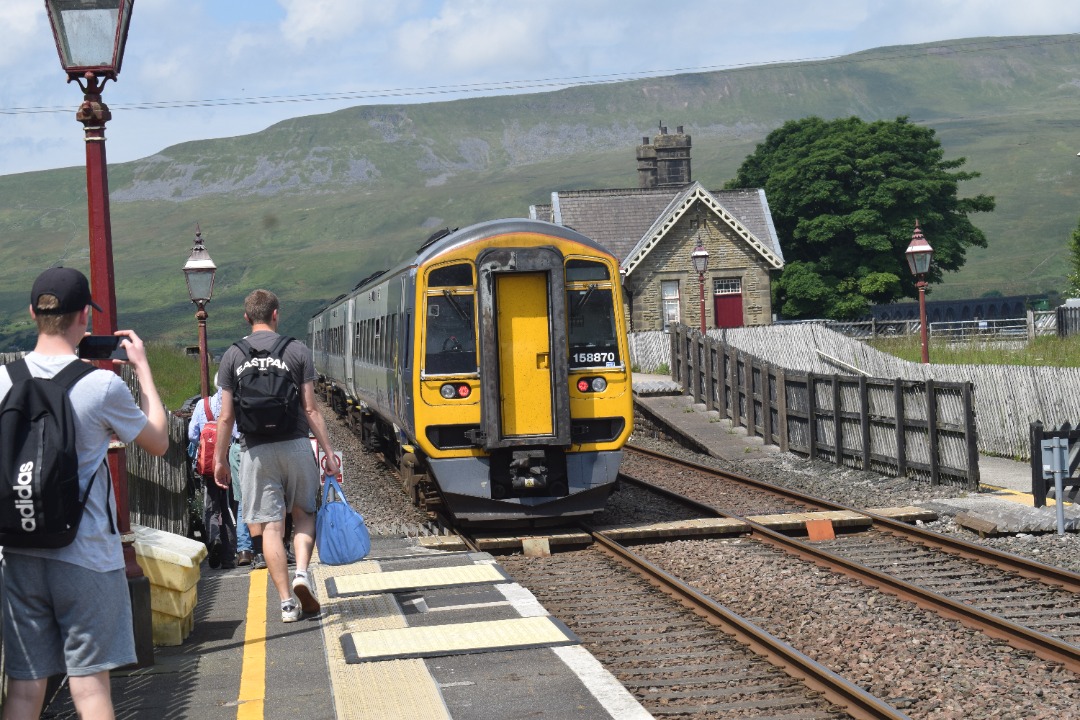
(278, 0, 403, 47)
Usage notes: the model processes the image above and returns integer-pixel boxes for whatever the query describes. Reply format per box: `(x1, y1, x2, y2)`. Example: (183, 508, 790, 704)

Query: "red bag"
(195, 397, 218, 478)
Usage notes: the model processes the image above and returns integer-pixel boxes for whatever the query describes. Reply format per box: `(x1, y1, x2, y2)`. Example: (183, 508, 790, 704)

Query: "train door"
(477, 246, 570, 448)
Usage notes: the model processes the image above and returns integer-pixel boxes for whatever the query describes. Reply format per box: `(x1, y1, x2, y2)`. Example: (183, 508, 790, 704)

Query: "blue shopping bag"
(316, 474, 370, 565)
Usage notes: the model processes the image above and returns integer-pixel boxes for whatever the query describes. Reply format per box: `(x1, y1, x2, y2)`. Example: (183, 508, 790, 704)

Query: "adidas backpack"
(194, 396, 218, 477)
(232, 336, 300, 436)
(0, 358, 101, 548)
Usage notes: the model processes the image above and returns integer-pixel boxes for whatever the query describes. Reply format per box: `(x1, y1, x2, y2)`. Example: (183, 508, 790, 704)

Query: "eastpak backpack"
(232, 336, 300, 436)
(0, 358, 101, 548)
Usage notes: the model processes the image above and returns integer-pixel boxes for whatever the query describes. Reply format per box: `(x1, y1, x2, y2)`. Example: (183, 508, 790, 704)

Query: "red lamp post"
(183, 228, 217, 400)
(905, 222, 935, 364)
(691, 243, 709, 335)
(45, 0, 152, 666)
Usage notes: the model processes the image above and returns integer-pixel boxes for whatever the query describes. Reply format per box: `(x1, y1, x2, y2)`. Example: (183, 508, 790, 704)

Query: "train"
(308, 218, 633, 525)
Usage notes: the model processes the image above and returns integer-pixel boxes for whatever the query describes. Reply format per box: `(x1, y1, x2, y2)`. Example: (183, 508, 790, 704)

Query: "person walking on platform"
(213, 289, 340, 622)
(187, 382, 243, 569)
(0, 267, 170, 719)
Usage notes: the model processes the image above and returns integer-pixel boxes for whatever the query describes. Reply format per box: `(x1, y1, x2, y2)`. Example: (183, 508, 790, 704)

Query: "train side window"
(424, 292, 477, 375)
(567, 286, 620, 369)
(429, 263, 473, 287)
(565, 259, 610, 282)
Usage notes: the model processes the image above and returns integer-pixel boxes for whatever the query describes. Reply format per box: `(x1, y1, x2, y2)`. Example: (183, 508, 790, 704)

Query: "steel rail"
(622, 445, 1080, 673)
(585, 528, 911, 720)
(625, 443, 1080, 593)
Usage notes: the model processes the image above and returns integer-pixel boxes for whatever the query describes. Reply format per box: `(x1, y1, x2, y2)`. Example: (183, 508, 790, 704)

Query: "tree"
(727, 116, 994, 319)
(1065, 217, 1080, 298)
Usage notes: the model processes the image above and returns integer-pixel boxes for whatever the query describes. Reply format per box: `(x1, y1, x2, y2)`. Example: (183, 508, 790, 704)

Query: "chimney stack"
(637, 123, 691, 189)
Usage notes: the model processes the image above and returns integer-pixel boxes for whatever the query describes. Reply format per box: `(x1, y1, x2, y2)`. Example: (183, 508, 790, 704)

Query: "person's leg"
(203, 480, 223, 568)
(258, 518, 291, 602)
(2, 678, 48, 720)
(291, 506, 316, 573)
(67, 672, 114, 720)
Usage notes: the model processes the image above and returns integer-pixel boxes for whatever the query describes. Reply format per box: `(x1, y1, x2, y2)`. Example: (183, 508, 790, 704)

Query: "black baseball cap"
(31, 267, 103, 315)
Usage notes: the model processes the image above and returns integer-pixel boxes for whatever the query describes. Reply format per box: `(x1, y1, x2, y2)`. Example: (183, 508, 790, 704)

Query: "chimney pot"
(642, 136, 649, 144)
(677, 125, 684, 133)
(661, 126, 668, 134)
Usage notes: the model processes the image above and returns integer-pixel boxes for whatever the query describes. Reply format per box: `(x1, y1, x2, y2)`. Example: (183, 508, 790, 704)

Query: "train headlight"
(440, 384, 457, 399)
(576, 377, 607, 393)
(591, 377, 607, 393)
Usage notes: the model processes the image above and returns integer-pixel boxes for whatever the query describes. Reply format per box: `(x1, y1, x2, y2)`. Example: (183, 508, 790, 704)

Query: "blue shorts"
(1, 553, 136, 679)
(239, 437, 319, 525)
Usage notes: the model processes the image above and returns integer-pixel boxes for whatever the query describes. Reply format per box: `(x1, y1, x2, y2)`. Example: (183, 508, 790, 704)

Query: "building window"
(713, 277, 742, 295)
(661, 280, 680, 332)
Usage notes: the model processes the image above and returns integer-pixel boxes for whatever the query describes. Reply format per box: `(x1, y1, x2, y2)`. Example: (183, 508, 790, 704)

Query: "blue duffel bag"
(316, 474, 370, 565)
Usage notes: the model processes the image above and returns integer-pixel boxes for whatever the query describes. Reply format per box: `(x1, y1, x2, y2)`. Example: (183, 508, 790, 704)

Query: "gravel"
(630, 433, 1080, 576)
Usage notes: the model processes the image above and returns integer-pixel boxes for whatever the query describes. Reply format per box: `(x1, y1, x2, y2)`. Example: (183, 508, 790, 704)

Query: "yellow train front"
(310, 219, 633, 525)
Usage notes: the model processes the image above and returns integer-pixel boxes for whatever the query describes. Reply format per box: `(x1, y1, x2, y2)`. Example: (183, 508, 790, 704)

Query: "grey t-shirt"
(218, 330, 315, 448)
(0, 353, 148, 572)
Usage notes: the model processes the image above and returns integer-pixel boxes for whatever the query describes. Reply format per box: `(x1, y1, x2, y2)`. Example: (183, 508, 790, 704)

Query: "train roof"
(311, 219, 614, 318)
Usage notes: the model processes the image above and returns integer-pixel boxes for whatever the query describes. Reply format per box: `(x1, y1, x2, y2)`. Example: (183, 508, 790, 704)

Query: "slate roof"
(535, 184, 784, 278)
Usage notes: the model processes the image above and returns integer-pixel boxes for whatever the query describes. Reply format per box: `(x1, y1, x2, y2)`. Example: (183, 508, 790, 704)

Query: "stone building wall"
(625, 212, 774, 331)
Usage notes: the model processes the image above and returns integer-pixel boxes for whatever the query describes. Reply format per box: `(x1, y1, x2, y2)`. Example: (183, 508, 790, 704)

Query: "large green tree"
(727, 116, 994, 319)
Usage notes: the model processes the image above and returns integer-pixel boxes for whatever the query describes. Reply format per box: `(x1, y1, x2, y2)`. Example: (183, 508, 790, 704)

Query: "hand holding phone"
(78, 335, 128, 361)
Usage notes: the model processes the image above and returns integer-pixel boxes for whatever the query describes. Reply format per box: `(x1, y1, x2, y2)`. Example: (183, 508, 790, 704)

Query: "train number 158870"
(571, 351, 616, 365)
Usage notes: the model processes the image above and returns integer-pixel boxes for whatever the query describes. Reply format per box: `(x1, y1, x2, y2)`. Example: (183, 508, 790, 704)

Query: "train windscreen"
(425, 292, 477, 374)
(567, 285, 619, 369)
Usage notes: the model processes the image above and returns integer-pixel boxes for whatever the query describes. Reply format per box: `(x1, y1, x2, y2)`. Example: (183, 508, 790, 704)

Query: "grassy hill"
(2, 34, 1079, 350)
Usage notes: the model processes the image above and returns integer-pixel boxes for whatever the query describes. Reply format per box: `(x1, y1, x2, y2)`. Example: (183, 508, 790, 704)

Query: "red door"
(714, 293, 743, 328)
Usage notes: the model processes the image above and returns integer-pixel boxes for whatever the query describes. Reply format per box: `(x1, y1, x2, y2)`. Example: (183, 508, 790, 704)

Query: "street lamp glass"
(183, 235, 216, 304)
(45, 0, 133, 80)
(691, 244, 709, 274)
(905, 240, 933, 276)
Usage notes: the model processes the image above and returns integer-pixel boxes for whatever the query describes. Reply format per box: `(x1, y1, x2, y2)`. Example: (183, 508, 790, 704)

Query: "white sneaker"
(292, 574, 320, 614)
(281, 598, 301, 623)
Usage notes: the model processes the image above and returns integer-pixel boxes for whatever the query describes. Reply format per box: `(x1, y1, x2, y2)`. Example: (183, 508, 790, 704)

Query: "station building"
(530, 126, 784, 332)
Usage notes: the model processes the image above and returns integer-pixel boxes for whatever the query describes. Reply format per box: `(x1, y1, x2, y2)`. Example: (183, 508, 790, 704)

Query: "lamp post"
(183, 227, 217, 399)
(691, 243, 709, 335)
(905, 222, 935, 364)
(45, 0, 152, 667)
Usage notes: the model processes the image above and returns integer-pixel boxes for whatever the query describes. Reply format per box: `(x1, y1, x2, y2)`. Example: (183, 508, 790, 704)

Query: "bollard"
(1041, 437, 1069, 535)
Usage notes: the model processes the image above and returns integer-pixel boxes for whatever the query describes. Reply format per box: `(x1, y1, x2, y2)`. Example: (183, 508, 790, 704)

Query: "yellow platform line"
(237, 568, 268, 720)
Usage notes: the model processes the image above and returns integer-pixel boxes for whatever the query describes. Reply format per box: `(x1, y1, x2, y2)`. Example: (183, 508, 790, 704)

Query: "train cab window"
(566, 284, 620, 369)
(425, 292, 477, 375)
(429, 263, 473, 287)
(565, 259, 610, 282)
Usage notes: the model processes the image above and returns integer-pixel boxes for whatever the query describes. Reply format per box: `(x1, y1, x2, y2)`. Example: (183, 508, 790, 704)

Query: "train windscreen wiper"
(443, 289, 471, 323)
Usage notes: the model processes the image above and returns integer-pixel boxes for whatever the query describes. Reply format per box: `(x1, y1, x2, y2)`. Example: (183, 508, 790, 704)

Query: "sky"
(3, 0, 1080, 177)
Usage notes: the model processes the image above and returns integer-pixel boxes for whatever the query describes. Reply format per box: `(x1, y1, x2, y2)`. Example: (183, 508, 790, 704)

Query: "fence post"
(832, 374, 842, 466)
(718, 343, 729, 420)
(731, 349, 741, 428)
(1027, 309, 1035, 342)
(895, 378, 907, 477)
(762, 361, 774, 444)
(927, 378, 940, 486)
(1031, 420, 1047, 507)
(859, 375, 871, 471)
(807, 372, 818, 461)
(746, 356, 757, 437)
(962, 382, 980, 490)
(705, 338, 716, 412)
(777, 366, 789, 453)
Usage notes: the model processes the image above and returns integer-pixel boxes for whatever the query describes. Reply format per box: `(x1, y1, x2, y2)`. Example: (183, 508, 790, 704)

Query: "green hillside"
(2, 34, 1079, 350)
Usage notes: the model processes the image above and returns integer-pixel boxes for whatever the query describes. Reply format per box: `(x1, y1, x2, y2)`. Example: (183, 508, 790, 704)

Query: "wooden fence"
(0, 353, 193, 536)
(670, 325, 980, 488)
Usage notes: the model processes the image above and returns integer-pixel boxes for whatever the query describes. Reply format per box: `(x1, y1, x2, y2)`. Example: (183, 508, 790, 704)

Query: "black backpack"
(0, 358, 106, 548)
(233, 336, 300, 436)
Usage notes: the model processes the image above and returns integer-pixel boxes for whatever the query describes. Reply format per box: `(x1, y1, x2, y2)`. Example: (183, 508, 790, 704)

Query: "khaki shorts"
(239, 437, 319, 525)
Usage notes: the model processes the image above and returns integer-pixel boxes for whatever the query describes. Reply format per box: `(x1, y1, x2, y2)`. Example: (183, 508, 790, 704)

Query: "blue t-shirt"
(0, 353, 149, 572)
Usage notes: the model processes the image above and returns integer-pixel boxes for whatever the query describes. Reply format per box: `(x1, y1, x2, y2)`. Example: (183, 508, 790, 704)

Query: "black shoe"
(208, 540, 221, 569)
(250, 553, 267, 570)
(286, 548, 296, 566)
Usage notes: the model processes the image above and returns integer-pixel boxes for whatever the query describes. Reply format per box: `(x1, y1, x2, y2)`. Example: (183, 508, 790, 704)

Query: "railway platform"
(42, 537, 649, 720)
(631, 373, 1080, 534)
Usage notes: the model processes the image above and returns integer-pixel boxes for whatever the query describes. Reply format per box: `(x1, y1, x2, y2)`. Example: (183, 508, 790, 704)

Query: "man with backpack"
(0, 267, 169, 719)
(213, 289, 340, 623)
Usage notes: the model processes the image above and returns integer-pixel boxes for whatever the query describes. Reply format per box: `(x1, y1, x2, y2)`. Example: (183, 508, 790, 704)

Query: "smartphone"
(78, 335, 127, 361)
